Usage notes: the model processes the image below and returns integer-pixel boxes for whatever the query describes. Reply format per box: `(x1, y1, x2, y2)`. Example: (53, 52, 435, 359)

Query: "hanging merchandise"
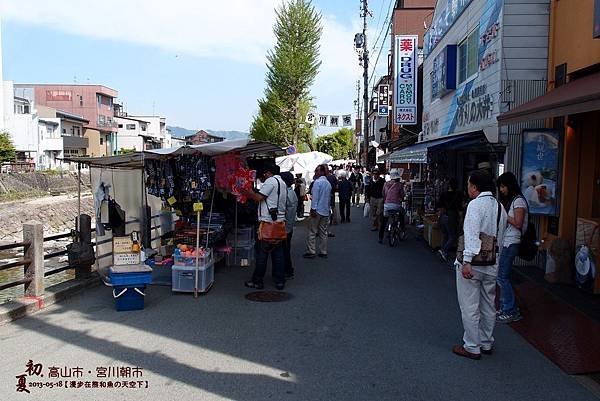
(214, 154, 257, 204)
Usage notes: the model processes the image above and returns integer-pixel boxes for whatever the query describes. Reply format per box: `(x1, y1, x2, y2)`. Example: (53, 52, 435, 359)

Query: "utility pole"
(355, 80, 361, 160)
(361, 0, 370, 169)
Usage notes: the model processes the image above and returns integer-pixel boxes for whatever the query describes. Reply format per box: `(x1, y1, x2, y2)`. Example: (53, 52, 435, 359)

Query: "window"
(126, 124, 136, 130)
(23, 105, 30, 114)
(458, 28, 479, 84)
(79, 95, 83, 107)
(100, 137, 104, 145)
(46, 90, 72, 101)
(62, 128, 67, 134)
(118, 124, 124, 129)
(98, 115, 106, 126)
(141, 124, 147, 132)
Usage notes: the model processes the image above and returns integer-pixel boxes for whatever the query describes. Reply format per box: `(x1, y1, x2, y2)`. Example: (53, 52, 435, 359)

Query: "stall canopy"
(63, 139, 285, 169)
(381, 132, 486, 163)
(276, 151, 333, 177)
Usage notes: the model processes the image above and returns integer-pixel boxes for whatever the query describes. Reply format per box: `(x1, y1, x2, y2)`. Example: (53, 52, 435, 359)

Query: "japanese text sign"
(395, 35, 418, 125)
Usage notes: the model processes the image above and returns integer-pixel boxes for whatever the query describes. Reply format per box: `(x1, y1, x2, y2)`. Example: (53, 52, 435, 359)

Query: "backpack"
(514, 196, 538, 261)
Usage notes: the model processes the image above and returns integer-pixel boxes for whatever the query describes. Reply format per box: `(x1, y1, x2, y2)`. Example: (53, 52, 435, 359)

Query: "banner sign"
(424, 0, 472, 56)
(377, 84, 390, 116)
(595, 0, 600, 38)
(306, 113, 355, 127)
(520, 130, 561, 216)
(395, 35, 418, 125)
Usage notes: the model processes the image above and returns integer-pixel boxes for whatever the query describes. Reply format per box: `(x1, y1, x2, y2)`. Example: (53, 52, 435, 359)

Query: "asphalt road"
(0, 205, 597, 401)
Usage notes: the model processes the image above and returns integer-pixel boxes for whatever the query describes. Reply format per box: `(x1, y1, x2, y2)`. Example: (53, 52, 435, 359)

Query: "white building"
(129, 115, 167, 148)
(3, 81, 38, 163)
(115, 116, 155, 152)
(37, 106, 88, 170)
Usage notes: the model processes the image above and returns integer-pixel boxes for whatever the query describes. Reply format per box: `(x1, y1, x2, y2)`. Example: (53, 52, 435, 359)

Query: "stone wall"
(0, 194, 95, 242)
(0, 171, 90, 195)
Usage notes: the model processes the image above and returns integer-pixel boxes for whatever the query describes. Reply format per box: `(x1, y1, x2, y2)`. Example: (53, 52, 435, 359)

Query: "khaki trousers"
(456, 269, 497, 354)
(306, 214, 329, 255)
(370, 198, 384, 229)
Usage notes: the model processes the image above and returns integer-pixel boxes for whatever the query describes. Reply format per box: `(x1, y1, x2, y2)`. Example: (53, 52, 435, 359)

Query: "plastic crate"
(174, 252, 213, 267)
(113, 285, 146, 311)
(226, 226, 255, 247)
(109, 265, 153, 286)
(227, 245, 255, 267)
(172, 263, 214, 293)
(150, 260, 173, 286)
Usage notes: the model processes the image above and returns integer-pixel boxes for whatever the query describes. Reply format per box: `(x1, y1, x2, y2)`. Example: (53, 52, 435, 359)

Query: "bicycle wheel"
(388, 223, 399, 247)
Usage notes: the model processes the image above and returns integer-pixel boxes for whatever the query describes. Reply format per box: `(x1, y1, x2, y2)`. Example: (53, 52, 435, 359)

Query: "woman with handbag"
(453, 170, 508, 360)
(242, 163, 288, 291)
(496, 172, 527, 323)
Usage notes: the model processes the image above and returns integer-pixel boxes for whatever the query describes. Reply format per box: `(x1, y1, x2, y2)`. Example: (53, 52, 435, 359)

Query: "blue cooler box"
(109, 265, 153, 311)
(113, 285, 146, 311)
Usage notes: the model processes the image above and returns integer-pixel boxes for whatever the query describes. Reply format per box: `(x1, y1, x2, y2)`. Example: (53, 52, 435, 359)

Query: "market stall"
(65, 139, 284, 307)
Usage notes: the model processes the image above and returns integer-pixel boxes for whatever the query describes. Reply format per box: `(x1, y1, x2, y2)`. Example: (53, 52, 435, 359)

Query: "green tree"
(0, 131, 16, 163)
(119, 147, 136, 155)
(251, 0, 322, 150)
(315, 128, 356, 160)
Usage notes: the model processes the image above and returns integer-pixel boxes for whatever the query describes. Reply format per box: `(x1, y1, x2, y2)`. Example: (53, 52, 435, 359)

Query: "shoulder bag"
(456, 197, 502, 266)
(258, 177, 287, 244)
(515, 196, 538, 261)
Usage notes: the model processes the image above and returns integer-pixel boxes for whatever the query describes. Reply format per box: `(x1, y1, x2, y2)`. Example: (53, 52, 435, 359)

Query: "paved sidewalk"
(0, 206, 597, 401)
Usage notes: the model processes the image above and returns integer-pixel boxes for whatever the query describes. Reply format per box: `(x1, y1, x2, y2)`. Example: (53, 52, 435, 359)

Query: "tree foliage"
(0, 131, 16, 163)
(250, 0, 322, 150)
(315, 128, 356, 160)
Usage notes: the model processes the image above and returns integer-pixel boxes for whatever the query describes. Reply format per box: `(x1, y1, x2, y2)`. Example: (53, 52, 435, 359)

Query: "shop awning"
(497, 72, 600, 125)
(62, 139, 285, 169)
(382, 133, 484, 163)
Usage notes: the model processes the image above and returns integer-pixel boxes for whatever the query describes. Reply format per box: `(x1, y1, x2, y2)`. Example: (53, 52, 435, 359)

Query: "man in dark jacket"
(338, 171, 353, 223)
(366, 168, 385, 231)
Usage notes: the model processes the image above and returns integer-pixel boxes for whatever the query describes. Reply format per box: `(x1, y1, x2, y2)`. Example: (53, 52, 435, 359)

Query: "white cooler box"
(172, 262, 214, 293)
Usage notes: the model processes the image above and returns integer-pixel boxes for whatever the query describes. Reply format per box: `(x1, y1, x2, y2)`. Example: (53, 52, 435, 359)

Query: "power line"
(369, 0, 394, 55)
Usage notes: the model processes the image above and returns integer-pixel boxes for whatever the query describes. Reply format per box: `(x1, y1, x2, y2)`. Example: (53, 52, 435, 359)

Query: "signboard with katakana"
(395, 35, 418, 125)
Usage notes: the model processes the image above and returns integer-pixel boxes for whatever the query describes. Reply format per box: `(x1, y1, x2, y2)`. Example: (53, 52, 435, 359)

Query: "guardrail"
(1, 213, 170, 298)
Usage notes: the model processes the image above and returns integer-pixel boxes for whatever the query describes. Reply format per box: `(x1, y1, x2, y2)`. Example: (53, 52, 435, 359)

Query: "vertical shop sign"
(377, 85, 389, 116)
(395, 35, 418, 125)
(520, 129, 561, 216)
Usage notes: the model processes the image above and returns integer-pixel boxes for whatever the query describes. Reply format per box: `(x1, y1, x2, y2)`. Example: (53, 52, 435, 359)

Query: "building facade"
(115, 116, 156, 151)
(14, 84, 119, 156)
(498, 0, 600, 291)
(186, 130, 224, 145)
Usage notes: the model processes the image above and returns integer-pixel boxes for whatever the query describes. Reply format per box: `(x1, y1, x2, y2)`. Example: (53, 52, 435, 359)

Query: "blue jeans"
(252, 239, 285, 286)
(497, 244, 519, 314)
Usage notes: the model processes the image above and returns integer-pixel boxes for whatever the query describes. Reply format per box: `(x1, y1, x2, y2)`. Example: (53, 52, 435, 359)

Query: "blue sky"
(1, 0, 392, 134)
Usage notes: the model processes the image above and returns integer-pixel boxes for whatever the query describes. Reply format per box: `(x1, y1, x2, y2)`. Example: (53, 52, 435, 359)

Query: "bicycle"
(386, 208, 407, 247)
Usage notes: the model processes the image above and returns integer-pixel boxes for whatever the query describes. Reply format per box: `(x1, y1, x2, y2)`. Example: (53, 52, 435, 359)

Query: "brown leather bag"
(456, 199, 502, 267)
(258, 221, 287, 244)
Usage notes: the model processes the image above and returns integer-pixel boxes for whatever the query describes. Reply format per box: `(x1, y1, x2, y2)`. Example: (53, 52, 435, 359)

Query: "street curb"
(0, 273, 101, 326)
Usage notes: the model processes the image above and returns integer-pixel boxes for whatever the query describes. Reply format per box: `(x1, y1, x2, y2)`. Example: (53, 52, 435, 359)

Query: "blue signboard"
(521, 130, 561, 216)
(425, 0, 473, 56)
(430, 45, 457, 99)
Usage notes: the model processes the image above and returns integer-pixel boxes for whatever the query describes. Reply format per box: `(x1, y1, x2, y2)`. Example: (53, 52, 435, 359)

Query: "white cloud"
(0, 0, 361, 124)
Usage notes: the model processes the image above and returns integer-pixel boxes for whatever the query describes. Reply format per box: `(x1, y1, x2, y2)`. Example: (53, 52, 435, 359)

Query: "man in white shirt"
(453, 170, 507, 360)
(242, 163, 287, 290)
(304, 164, 332, 258)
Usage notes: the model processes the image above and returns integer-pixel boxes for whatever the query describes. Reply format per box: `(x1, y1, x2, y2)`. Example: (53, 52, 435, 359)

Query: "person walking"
(367, 168, 385, 232)
(437, 179, 463, 262)
(326, 168, 339, 226)
(242, 163, 288, 291)
(294, 173, 306, 219)
(304, 164, 332, 259)
(453, 170, 507, 360)
(496, 172, 527, 323)
(280, 172, 298, 280)
(338, 170, 353, 223)
(378, 169, 405, 243)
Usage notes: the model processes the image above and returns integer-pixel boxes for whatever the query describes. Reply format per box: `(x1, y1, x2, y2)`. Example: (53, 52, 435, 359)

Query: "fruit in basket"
(179, 244, 189, 252)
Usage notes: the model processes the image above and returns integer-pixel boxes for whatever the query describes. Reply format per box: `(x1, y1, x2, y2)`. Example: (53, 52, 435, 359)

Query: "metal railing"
(1, 213, 172, 298)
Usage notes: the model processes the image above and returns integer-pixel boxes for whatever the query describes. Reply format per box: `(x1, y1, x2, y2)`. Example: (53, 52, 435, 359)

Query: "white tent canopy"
(276, 151, 333, 183)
